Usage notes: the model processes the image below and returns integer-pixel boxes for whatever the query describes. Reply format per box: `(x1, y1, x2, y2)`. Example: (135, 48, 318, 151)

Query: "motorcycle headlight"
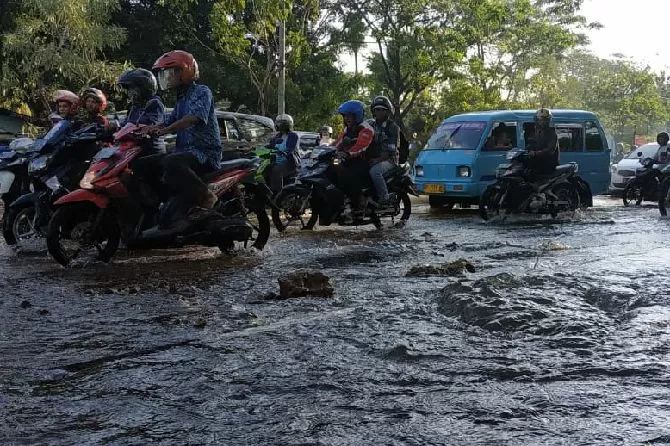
(457, 166, 471, 177)
(415, 165, 424, 177)
(79, 170, 96, 190)
(28, 155, 49, 173)
(46, 175, 61, 192)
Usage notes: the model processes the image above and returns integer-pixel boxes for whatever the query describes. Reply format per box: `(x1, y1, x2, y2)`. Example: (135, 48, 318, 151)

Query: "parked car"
(107, 109, 275, 157)
(295, 131, 320, 158)
(609, 143, 660, 196)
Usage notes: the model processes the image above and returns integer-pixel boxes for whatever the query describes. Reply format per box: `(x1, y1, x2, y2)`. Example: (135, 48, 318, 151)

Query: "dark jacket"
(366, 118, 400, 163)
(527, 127, 560, 174)
(268, 131, 300, 169)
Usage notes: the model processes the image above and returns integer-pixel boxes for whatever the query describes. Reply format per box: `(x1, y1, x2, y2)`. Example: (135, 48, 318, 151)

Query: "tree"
(210, 0, 317, 116)
(0, 0, 126, 120)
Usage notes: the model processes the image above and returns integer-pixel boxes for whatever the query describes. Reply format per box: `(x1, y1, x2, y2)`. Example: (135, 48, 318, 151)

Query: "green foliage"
(0, 0, 127, 120)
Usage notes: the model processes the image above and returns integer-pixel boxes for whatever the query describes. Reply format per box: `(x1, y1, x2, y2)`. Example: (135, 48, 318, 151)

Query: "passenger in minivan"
(492, 123, 513, 149)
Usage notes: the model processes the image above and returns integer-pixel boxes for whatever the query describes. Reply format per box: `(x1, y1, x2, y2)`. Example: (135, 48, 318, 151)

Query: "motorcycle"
(622, 157, 669, 206)
(0, 137, 41, 232)
(46, 123, 275, 267)
(479, 149, 592, 220)
(3, 122, 103, 246)
(271, 146, 416, 231)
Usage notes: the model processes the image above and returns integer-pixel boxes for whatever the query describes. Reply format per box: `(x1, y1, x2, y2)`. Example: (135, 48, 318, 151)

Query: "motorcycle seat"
(202, 157, 259, 181)
(553, 163, 577, 175)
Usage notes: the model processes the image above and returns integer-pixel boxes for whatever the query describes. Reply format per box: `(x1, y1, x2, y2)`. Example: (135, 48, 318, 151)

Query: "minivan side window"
(585, 121, 605, 152)
(483, 121, 517, 151)
(555, 123, 584, 152)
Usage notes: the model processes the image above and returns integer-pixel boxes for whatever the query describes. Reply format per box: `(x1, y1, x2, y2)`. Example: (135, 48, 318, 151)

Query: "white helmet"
(275, 114, 294, 131)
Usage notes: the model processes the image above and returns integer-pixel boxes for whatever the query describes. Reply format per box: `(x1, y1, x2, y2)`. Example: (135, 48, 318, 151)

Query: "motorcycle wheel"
(479, 185, 500, 221)
(47, 203, 120, 267)
(622, 180, 643, 206)
(271, 188, 313, 232)
(550, 183, 579, 217)
(3, 204, 38, 246)
(658, 178, 670, 217)
(245, 205, 271, 250)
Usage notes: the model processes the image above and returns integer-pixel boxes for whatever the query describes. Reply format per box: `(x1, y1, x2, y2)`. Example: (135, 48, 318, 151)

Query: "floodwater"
(2, 197, 670, 445)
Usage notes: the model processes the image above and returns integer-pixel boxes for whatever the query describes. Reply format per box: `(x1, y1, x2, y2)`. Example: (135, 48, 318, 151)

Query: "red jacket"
(332, 121, 374, 157)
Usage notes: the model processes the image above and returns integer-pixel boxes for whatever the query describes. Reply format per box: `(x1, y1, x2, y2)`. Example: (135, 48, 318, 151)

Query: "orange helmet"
(152, 50, 199, 90)
(81, 88, 107, 112)
(53, 90, 80, 111)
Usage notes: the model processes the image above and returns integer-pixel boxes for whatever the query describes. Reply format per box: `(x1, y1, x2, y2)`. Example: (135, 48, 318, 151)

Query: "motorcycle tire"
(248, 205, 271, 250)
(659, 178, 670, 217)
(3, 203, 38, 246)
(479, 185, 499, 221)
(271, 188, 313, 232)
(47, 203, 120, 267)
(622, 180, 644, 207)
(550, 183, 579, 217)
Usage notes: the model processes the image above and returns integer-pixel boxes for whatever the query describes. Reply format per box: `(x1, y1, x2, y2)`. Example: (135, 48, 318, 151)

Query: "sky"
(339, 0, 670, 74)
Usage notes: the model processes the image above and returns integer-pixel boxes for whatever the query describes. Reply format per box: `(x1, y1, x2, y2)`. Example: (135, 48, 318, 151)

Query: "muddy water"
(2, 197, 670, 445)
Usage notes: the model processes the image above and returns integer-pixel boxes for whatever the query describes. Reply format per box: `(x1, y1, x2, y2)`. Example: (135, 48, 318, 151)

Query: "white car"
(609, 143, 660, 195)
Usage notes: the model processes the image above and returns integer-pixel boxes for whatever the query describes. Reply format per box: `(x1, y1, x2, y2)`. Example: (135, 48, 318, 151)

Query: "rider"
(655, 132, 670, 164)
(524, 108, 559, 177)
(331, 100, 374, 219)
(116, 68, 166, 155)
(81, 88, 109, 126)
(52, 90, 80, 122)
(366, 95, 400, 209)
(141, 50, 221, 214)
(267, 113, 300, 194)
(317, 125, 333, 146)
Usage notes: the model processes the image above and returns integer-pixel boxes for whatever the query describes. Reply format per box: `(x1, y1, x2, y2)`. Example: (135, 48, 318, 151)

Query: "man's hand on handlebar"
(138, 125, 166, 136)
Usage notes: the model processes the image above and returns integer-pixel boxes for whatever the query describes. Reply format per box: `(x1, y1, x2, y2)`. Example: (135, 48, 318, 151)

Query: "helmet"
(657, 132, 669, 145)
(152, 50, 199, 90)
(117, 68, 158, 102)
(535, 108, 552, 127)
(370, 95, 395, 115)
(320, 125, 333, 135)
(275, 113, 294, 131)
(337, 100, 365, 124)
(82, 88, 107, 112)
(53, 90, 80, 111)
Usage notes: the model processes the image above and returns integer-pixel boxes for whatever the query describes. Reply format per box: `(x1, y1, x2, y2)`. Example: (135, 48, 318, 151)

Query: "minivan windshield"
(425, 121, 487, 150)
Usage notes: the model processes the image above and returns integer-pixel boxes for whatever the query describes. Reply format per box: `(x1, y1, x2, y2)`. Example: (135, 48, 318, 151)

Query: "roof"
(446, 109, 600, 122)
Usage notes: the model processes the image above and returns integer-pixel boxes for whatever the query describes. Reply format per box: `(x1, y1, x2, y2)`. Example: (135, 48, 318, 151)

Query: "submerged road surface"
(1, 197, 670, 445)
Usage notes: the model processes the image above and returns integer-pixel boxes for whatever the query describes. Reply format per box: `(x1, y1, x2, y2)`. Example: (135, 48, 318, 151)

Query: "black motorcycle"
(479, 149, 592, 220)
(0, 138, 41, 233)
(3, 122, 102, 246)
(622, 157, 669, 206)
(272, 146, 416, 231)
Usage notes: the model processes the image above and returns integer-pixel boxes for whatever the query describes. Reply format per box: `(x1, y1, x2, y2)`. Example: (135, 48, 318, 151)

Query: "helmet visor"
(157, 68, 180, 90)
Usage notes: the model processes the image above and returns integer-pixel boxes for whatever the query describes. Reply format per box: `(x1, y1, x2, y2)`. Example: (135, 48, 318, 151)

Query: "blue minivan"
(413, 110, 611, 207)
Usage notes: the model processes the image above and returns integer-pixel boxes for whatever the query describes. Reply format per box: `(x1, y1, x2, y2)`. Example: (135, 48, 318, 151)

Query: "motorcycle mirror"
(637, 152, 642, 157)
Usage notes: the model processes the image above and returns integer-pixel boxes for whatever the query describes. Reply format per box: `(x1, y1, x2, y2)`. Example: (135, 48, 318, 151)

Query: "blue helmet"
(337, 100, 365, 124)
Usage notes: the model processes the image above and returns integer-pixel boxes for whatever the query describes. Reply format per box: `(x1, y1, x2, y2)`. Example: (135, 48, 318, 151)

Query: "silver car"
(609, 143, 660, 195)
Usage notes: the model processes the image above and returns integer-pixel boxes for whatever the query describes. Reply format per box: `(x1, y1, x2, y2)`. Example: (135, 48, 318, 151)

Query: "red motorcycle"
(46, 123, 273, 266)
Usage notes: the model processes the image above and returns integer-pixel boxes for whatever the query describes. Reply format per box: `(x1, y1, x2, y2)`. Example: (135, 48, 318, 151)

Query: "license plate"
(423, 183, 444, 194)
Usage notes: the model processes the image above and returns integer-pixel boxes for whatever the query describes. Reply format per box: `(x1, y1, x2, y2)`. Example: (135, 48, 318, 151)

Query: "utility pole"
(277, 20, 286, 116)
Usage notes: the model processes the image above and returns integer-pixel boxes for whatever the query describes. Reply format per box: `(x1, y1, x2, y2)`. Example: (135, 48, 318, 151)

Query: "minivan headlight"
(415, 165, 424, 177)
(457, 166, 471, 177)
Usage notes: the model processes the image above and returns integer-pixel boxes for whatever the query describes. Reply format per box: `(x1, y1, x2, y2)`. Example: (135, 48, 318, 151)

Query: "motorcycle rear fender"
(8, 191, 43, 209)
(0, 170, 15, 194)
(54, 189, 109, 209)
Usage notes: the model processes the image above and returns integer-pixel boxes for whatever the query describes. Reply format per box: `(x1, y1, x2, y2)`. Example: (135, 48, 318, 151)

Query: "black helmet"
(116, 68, 158, 103)
(370, 95, 395, 116)
(657, 132, 669, 145)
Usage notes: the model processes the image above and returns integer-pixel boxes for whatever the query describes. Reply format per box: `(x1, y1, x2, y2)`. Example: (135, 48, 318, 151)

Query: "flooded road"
(2, 196, 670, 445)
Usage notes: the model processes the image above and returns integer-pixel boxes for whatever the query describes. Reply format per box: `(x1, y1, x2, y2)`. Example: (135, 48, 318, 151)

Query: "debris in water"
(278, 269, 334, 299)
(193, 318, 207, 329)
(20, 300, 32, 309)
(37, 309, 49, 316)
(406, 259, 475, 277)
(539, 241, 571, 251)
